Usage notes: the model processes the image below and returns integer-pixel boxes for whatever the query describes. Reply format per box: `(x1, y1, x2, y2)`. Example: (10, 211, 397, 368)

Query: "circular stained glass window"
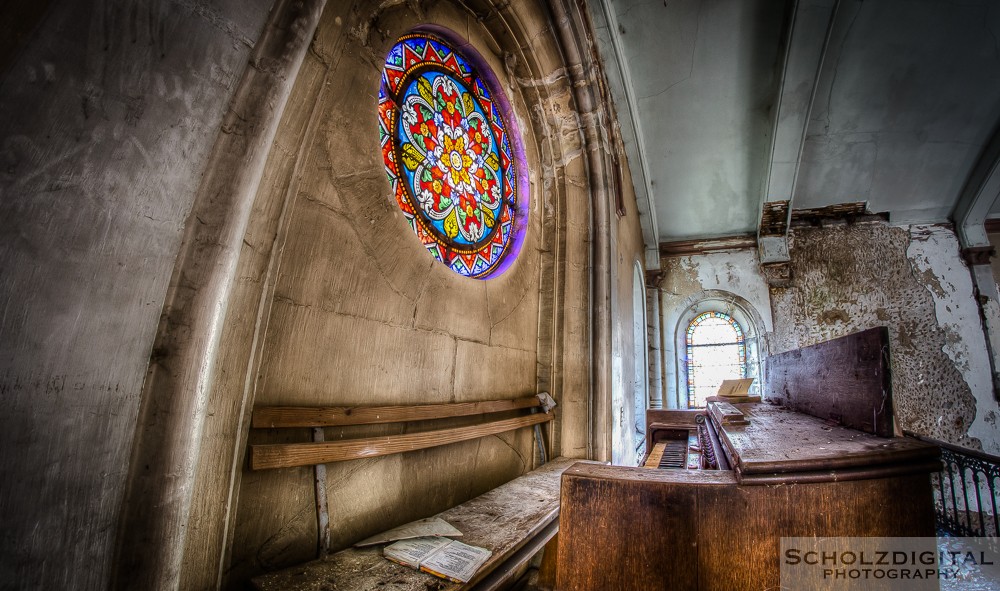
(378, 33, 524, 278)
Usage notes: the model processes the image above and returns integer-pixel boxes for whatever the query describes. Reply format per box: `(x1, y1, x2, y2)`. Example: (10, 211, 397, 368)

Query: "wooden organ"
(555, 328, 942, 591)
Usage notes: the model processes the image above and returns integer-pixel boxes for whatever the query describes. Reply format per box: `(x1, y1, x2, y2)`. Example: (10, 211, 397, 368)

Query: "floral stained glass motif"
(378, 34, 520, 278)
(685, 311, 747, 408)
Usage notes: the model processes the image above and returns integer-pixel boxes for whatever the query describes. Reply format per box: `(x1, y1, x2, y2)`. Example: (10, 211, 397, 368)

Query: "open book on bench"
(383, 536, 492, 583)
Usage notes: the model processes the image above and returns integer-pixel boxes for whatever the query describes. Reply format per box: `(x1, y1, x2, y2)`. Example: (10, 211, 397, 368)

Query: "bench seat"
(251, 457, 587, 591)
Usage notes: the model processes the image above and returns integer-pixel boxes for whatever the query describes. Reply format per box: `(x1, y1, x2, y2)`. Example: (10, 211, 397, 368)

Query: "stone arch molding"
(671, 290, 768, 409)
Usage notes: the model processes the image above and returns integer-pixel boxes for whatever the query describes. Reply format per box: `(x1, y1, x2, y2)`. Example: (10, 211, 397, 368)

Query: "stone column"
(646, 284, 663, 409)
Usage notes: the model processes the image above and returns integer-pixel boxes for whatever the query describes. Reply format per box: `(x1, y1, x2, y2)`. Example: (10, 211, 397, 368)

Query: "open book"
(354, 517, 462, 547)
(709, 378, 759, 403)
(383, 536, 492, 583)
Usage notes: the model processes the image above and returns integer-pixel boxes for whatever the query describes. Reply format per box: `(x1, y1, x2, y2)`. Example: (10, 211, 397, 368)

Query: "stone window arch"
(673, 291, 766, 409)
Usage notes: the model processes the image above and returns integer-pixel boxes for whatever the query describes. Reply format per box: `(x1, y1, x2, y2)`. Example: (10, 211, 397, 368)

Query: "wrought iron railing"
(907, 432, 999, 537)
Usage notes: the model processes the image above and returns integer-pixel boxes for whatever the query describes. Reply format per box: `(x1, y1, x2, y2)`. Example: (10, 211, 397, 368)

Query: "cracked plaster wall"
(222, 0, 634, 585)
(656, 225, 999, 455)
(770, 223, 999, 454)
(0, 1, 271, 588)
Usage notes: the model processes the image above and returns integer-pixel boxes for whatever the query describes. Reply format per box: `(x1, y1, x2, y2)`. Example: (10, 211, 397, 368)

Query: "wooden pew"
(248, 394, 584, 591)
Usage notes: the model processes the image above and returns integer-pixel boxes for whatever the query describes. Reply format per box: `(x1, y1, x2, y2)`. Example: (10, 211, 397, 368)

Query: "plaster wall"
(658, 248, 773, 408)
(0, 1, 270, 588)
(610, 172, 647, 466)
(770, 223, 1000, 454)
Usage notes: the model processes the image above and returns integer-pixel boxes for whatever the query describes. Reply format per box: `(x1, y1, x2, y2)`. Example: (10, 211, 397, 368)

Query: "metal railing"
(907, 433, 1000, 537)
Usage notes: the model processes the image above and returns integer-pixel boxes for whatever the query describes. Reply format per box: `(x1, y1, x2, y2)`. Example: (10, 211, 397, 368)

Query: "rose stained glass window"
(378, 33, 522, 278)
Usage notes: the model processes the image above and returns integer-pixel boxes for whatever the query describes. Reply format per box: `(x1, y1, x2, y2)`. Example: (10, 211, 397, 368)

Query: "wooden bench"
(248, 393, 583, 591)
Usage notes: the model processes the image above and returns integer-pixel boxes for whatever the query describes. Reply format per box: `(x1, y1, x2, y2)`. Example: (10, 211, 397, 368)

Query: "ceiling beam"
(758, 0, 841, 265)
(952, 123, 1000, 403)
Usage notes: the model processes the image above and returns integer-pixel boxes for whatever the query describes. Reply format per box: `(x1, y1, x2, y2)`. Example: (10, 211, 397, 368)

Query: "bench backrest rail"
(249, 396, 552, 471)
(252, 396, 541, 428)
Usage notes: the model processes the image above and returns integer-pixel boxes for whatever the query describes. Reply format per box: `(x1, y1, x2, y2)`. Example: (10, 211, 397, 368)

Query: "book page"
(419, 539, 492, 583)
(382, 536, 451, 569)
(354, 517, 462, 547)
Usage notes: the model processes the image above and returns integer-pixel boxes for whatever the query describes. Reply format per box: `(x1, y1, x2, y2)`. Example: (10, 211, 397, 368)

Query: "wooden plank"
(557, 465, 712, 591)
(694, 473, 935, 591)
(764, 327, 894, 436)
(707, 401, 748, 426)
(252, 396, 541, 428)
(659, 233, 757, 257)
(250, 412, 552, 470)
(717, 403, 938, 480)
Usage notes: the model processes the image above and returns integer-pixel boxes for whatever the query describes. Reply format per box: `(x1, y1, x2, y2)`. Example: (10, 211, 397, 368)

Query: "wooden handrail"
(250, 412, 552, 470)
(252, 396, 542, 428)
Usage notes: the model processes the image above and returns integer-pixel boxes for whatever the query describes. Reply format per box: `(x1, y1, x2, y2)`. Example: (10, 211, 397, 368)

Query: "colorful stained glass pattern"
(378, 34, 519, 278)
(685, 312, 747, 408)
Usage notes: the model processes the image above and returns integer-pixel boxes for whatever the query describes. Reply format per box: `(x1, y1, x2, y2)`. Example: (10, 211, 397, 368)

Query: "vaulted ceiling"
(590, 0, 1000, 266)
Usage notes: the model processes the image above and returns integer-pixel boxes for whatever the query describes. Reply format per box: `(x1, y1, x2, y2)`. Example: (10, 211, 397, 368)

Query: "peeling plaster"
(679, 249, 774, 332)
(771, 223, 994, 454)
(906, 225, 998, 454)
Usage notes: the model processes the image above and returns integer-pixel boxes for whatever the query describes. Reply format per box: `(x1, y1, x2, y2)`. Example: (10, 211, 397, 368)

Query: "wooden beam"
(659, 233, 757, 257)
(250, 412, 553, 470)
(789, 202, 887, 227)
(961, 245, 995, 266)
(759, 200, 789, 236)
(252, 396, 541, 428)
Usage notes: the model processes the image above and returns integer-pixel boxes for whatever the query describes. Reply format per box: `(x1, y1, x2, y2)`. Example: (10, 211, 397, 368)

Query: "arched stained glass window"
(686, 311, 747, 408)
(378, 33, 524, 278)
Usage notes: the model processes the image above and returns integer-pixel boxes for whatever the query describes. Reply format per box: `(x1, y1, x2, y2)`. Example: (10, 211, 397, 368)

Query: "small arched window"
(685, 311, 746, 407)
